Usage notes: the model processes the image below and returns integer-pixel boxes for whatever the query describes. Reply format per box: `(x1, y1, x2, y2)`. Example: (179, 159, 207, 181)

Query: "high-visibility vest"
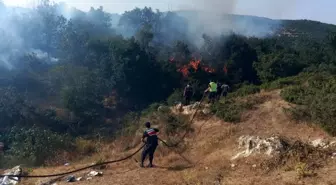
(209, 82, 217, 92)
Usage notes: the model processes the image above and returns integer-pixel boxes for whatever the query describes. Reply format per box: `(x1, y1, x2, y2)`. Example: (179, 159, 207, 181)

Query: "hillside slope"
(23, 90, 336, 185)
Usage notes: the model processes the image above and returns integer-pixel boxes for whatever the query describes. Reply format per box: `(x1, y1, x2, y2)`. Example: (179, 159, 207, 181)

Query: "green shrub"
(118, 112, 141, 136)
(141, 102, 162, 116)
(281, 73, 336, 135)
(211, 96, 264, 123)
(3, 126, 71, 167)
(164, 114, 191, 135)
(152, 108, 192, 135)
(260, 73, 314, 91)
(229, 84, 260, 98)
(261, 77, 299, 90)
(75, 138, 97, 155)
(211, 100, 241, 122)
(280, 85, 308, 104)
(309, 93, 336, 135)
(167, 89, 183, 106)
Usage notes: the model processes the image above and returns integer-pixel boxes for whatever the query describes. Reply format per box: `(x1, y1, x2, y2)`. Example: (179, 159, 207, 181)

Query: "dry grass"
(262, 139, 333, 175)
(20, 90, 336, 185)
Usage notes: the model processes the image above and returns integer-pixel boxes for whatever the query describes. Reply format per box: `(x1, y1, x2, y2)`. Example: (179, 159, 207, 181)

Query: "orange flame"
(190, 60, 200, 71)
(203, 66, 215, 73)
(177, 65, 189, 77)
(171, 58, 216, 77)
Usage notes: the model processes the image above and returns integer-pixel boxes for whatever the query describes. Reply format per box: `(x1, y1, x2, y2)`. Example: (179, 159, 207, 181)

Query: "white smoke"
(0, 3, 60, 69)
(174, 0, 283, 47)
(0, 7, 25, 69)
(30, 49, 59, 63)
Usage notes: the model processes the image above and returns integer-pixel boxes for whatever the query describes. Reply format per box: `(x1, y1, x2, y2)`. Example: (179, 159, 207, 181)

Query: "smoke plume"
(174, 0, 282, 46)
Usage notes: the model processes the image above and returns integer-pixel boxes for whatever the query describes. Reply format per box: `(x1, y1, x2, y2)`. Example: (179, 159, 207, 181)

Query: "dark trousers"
(216, 90, 222, 101)
(184, 96, 191, 105)
(208, 92, 216, 103)
(222, 91, 228, 97)
(141, 144, 157, 165)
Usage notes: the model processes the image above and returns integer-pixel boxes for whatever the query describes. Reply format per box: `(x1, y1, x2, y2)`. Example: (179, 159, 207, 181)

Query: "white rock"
(157, 106, 167, 112)
(87, 171, 103, 177)
(172, 102, 203, 115)
(86, 177, 92, 180)
(0, 166, 22, 185)
(310, 138, 336, 149)
(202, 108, 211, 115)
(311, 138, 328, 148)
(191, 102, 201, 109)
(231, 135, 285, 160)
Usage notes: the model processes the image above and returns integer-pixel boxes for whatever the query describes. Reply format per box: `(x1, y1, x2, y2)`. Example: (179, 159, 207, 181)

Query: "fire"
(177, 66, 189, 77)
(203, 66, 215, 73)
(190, 60, 200, 70)
(169, 52, 219, 77)
(175, 59, 215, 77)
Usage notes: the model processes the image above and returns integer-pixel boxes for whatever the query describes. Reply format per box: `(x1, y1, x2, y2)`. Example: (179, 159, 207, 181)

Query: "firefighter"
(204, 80, 217, 104)
(140, 122, 159, 168)
(221, 83, 230, 97)
(183, 83, 193, 105)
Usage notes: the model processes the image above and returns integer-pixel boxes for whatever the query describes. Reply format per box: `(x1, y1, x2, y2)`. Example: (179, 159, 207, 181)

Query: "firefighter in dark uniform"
(140, 122, 159, 168)
(183, 83, 193, 105)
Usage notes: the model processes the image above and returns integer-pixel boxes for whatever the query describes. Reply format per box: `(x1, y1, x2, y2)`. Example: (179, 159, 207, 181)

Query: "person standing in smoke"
(183, 83, 193, 105)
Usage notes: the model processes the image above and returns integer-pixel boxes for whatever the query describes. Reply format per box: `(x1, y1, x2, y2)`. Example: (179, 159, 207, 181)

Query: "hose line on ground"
(0, 144, 145, 178)
(1, 93, 207, 178)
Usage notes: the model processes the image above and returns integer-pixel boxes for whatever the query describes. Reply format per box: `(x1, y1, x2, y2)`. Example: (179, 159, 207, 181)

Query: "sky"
(3, 0, 336, 25)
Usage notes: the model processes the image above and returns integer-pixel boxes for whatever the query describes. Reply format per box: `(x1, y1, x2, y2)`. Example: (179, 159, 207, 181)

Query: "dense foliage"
(0, 0, 336, 166)
(280, 73, 336, 135)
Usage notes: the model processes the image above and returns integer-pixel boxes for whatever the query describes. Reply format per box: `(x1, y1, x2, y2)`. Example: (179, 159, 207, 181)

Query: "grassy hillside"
(0, 2, 336, 169)
(22, 90, 336, 185)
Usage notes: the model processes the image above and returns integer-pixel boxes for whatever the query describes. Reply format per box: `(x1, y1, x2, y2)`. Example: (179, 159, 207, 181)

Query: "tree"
(135, 24, 154, 52)
(220, 34, 259, 84)
(254, 50, 305, 82)
(61, 68, 105, 133)
(118, 7, 162, 37)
